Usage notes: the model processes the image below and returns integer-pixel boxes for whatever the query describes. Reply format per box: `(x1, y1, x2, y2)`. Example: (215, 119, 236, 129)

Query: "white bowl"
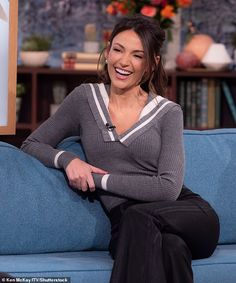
(202, 43, 232, 71)
(202, 62, 230, 71)
(20, 51, 49, 67)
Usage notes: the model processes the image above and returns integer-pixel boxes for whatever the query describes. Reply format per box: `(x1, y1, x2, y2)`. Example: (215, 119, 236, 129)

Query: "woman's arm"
(21, 87, 82, 169)
(93, 106, 185, 201)
(21, 85, 108, 192)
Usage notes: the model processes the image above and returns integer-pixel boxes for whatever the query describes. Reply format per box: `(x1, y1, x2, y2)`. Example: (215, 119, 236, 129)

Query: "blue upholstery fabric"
(183, 129, 236, 244)
(0, 139, 110, 254)
(1, 128, 236, 283)
(0, 245, 236, 283)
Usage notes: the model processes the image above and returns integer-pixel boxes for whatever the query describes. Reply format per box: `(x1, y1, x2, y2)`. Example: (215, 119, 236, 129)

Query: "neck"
(109, 85, 146, 109)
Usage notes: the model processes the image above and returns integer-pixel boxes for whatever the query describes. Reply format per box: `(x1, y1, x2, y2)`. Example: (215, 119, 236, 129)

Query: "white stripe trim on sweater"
(98, 83, 109, 108)
(139, 96, 164, 119)
(54, 151, 65, 168)
(120, 101, 172, 143)
(101, 174, 110, 190)
(89, 84, 115, 141)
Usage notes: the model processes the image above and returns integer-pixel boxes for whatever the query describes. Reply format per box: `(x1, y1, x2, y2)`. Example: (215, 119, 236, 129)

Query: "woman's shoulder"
(159, 96, 182, 112)
(66, 83, 98, 102)
(149, 93, 182, 113)
(72, 83, 108, 97)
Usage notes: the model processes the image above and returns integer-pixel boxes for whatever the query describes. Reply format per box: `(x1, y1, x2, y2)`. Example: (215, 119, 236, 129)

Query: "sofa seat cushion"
(1, 245, 236, 283)
(0, 251, 113, 283)
(0, 140, 110, 254)
(183, 129, 236, 244)
(192, 244, 236, 283)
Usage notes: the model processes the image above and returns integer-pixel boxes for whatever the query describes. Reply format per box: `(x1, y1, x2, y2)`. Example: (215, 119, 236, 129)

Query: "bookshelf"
(172, 70, 236, 129)
(1, 67, 236, 147)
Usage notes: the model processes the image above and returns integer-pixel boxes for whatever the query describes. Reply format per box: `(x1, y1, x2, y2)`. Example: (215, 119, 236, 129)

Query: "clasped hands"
(65, 158, 107, 192)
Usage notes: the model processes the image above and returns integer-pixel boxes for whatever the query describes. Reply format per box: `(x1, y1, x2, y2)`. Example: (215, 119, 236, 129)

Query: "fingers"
(91, 165, 108, 174)
(86, 175, 95, 192)
(65, 159, 107, 192)
(68, 172, 96, 192)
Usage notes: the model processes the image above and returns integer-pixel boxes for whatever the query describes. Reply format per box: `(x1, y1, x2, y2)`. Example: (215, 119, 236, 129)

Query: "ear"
(151, 56, 160, 72)
(155, 56, 160, 65)
(104, 42, 111, 60)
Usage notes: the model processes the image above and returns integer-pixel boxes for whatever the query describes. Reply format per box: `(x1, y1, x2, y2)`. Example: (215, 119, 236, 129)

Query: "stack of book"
(61, 51, 101, 70)
(178, 78, 236, 129)
(178, 78, 221, 129)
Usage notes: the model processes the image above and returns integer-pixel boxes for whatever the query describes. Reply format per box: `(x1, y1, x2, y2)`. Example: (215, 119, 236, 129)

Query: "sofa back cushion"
(1, 128, 236, 254)
(184, 129, 236, 244)
(0, 138, 110, 255)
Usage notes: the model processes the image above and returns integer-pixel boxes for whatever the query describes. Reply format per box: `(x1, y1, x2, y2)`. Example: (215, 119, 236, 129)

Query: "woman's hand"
(65, 158, 107, 192)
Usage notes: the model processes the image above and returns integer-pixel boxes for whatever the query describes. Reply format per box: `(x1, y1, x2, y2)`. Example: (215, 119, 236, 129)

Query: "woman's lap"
(108, 186, 220, 260)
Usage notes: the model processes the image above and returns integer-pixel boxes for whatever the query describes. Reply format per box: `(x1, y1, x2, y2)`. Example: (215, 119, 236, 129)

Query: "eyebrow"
(113, 42, 144, 53)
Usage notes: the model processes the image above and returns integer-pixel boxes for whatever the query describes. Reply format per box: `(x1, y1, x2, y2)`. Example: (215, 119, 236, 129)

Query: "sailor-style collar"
(87, 83, 174, 146)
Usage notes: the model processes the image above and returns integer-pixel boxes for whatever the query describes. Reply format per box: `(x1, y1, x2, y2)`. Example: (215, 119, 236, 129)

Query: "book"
(207, 79, 216, 128)
(185, 80, 192, 128)
(196, 80, 203, 128)
(214, 80, 221, 128)
(221, 81, 236, 124)
(61, 51, 100, 63)
(191, 80, 197, 128)
(200, 78, 209, 128)
(73, 62, 102, 71)
(75, 52, 100, 61)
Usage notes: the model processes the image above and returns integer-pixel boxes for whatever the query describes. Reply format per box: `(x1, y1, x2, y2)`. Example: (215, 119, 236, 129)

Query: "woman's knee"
(162, 233, 192, 259)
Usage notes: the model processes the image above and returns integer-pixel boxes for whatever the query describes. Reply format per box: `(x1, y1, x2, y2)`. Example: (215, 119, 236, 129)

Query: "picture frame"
(0, 0, 18, 134)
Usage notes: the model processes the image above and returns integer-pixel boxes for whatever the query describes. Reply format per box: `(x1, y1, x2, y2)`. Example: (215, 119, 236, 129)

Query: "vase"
(20, 51, 49, 67)
(163, 12, 181, 70)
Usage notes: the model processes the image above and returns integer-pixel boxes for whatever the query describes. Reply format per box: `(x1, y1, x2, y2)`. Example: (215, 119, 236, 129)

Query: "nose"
(119, 52, 130, 67)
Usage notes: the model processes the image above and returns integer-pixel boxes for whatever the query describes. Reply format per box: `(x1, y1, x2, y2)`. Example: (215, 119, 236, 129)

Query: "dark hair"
(98, 14, 168, 97)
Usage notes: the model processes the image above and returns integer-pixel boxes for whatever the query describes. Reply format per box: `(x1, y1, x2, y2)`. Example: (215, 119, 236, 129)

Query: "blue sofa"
(0, 129, 236, 283)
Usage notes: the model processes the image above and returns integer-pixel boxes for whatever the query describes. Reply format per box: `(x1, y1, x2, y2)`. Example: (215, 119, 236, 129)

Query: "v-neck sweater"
(21, 83, 185, 212)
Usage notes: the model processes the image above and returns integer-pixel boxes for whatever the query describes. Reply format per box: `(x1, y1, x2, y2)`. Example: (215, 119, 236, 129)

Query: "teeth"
(115, 68, 132, 75)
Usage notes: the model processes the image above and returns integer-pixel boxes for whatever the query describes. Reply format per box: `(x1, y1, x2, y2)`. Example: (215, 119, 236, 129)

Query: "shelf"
(3, 67, 236, 147)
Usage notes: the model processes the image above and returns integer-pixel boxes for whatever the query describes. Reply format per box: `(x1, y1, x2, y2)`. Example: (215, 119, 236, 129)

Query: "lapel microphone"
(106, 123, 116, 131)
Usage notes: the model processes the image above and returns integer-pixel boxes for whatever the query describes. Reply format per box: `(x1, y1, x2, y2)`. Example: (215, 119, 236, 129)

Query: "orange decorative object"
(141, 5, 157, 17)
(177, 0, 192, 8)
(176, 51, 200, 70)
(184, 34, 214, 60)
(161, 5, 175, 19)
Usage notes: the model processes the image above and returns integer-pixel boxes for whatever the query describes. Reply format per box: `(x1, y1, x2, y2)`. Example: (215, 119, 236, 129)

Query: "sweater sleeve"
(93, 106, 184, 202)
(21, 86, 83, 169)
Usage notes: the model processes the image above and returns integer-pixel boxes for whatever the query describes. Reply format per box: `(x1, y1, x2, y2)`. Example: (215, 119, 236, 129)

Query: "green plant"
(21, 35, 52, 51)
(16, 83, 26, 97)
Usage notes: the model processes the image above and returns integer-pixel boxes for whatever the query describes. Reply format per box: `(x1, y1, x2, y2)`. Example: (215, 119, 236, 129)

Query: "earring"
(105, 59, 108, 64)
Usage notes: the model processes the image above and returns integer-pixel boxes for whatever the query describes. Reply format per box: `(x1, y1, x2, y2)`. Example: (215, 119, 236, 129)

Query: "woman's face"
(106, 29, 147, 92)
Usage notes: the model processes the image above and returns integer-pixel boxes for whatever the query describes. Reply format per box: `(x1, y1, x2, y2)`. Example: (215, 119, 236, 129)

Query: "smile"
(115, 67, 132, 76)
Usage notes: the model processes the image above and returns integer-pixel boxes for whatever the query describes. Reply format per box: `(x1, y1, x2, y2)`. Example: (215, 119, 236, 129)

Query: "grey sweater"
(21, 83, 185, 211)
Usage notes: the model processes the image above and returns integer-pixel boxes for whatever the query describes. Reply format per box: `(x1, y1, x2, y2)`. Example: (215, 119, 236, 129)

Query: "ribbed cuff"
(92, 173, 109, 190)
(57, 151, 78, 169)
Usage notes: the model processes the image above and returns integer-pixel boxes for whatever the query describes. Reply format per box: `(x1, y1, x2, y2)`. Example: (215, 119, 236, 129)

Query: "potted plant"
(20, 35, 52, 67)
(16, 83, 26, 122)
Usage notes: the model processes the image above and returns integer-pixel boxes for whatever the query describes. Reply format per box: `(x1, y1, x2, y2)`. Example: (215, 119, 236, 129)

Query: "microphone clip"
(106, 123, 116, 132)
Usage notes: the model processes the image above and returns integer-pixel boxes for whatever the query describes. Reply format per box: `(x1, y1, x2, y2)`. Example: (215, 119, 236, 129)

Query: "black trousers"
(107, 186, 220, 283)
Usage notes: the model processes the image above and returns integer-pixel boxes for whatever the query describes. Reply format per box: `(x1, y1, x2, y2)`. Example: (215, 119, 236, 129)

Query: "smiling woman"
(0, 0, 18, 134)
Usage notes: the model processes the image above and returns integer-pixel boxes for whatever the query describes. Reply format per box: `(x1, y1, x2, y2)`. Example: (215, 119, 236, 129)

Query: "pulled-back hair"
(98, 14, 168, 97)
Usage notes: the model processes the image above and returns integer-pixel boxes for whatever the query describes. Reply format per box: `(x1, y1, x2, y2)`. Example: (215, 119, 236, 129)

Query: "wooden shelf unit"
(1, 67, 235, 147)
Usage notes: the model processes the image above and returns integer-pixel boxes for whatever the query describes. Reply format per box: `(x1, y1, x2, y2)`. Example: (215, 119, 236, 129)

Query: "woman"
(21, 15, 219, 283)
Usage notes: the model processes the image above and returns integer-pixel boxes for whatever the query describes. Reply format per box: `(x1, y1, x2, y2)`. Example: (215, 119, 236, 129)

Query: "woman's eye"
(134, 54, 143, 59)
(113, 48, 121, 52)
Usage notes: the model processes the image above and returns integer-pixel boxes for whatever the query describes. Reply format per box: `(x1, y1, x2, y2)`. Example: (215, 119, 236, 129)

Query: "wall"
(18, 0, 115, 66)
(18, 0, 236, 66)
(182, 0, 236, 55)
